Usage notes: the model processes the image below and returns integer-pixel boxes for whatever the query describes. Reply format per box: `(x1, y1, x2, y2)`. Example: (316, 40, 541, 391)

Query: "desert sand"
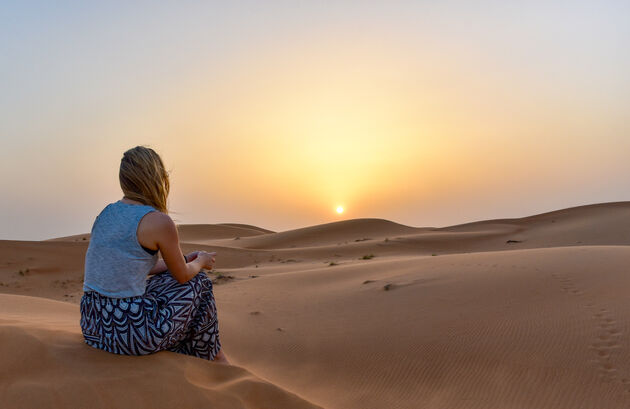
(2, 201, 630, 408)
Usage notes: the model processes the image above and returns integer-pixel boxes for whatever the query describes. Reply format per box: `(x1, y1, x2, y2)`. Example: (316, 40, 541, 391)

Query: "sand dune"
(218, 246, 630, 409)
(434, 200, 630, 248)
(43, 223, 273, 244)
(0, 294, 320, 409)
(3, 200, 630, 408)
(218, 223, 275, 234)
(176, 223, 273, 243)
(44, 233, 92, 242)
(223, 218, 420, 249)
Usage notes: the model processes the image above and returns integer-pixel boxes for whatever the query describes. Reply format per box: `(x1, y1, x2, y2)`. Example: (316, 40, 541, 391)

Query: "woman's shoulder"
(137, 210, 178, 247)
(143, 209, 169, 220)
(139, 209, 175, 232)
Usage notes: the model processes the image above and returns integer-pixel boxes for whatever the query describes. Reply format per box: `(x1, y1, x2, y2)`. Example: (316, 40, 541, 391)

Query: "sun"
(336, 206, 344, 214)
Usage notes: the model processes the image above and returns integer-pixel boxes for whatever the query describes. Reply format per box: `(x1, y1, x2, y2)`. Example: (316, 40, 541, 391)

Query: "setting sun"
(336, 206, 344, 214)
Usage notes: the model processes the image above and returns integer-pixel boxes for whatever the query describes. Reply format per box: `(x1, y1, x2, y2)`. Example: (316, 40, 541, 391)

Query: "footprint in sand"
(551, 272, 585, 297)
(552, 272, 630, 393)
(588, 310, 627, 389)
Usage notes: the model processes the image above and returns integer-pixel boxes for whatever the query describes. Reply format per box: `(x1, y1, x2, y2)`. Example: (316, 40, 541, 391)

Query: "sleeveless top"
(82, 200, 160, 298)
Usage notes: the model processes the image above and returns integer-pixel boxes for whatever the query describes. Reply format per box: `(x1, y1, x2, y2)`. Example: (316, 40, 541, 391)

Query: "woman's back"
(83, 200, 159, 298)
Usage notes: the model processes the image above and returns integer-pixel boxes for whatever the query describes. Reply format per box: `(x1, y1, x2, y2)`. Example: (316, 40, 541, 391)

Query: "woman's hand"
(197, 251, 217, 271)
(185, 251, 201, 262)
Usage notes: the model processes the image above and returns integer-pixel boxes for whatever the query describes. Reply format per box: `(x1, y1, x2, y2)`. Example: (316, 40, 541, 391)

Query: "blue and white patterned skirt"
(80, 271, 221, 360)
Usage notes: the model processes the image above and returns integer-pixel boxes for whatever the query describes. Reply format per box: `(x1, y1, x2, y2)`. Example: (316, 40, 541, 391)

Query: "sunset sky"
(1, 1, 629, 240)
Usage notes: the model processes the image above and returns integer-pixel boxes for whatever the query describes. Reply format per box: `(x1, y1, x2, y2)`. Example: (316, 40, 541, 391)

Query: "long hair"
(119, 146, 170, 214)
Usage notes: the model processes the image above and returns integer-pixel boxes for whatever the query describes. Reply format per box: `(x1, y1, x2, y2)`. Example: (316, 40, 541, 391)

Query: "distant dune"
(229, 218, 421, 249)
(44, 233, 92, 242)
(176, 223, 273, 243)
(4, 201, 630, 408)
(43, 223, 274, 243)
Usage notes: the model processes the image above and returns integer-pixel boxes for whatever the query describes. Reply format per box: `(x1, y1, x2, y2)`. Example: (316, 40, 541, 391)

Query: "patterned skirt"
(80, 271, 221, 360)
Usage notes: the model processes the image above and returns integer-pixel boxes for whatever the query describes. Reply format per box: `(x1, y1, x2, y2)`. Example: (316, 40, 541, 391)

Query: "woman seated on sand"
(80, 145, 229, 364)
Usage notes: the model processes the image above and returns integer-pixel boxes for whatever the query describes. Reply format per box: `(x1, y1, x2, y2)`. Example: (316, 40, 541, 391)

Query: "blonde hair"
(119, 146, 170, 214)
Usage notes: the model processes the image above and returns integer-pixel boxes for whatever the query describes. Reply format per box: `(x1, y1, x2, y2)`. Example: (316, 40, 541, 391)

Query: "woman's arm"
(148, 251, 200, 275)
(151, 214, 211, 283)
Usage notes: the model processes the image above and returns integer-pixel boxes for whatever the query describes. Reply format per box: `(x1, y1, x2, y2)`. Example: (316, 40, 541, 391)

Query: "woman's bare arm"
(151, 214, 208, 283)
(148, 253, 184, 275)
(148, 251, 201, 275)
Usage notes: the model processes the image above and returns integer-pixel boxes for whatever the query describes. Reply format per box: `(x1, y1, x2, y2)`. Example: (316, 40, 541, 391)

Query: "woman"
(80, 145, 229, 364)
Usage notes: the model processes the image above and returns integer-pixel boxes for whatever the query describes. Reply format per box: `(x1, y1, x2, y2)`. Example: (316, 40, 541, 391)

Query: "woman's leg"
(146, 271, 223, 361)
(80, 291, 159, 356)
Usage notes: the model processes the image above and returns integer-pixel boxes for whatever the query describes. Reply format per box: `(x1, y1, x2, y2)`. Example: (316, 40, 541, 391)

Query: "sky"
(1, 1, 629, 240)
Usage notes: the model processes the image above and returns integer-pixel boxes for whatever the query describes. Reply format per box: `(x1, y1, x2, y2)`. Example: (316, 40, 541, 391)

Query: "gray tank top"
(83, 200, 160, 298)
